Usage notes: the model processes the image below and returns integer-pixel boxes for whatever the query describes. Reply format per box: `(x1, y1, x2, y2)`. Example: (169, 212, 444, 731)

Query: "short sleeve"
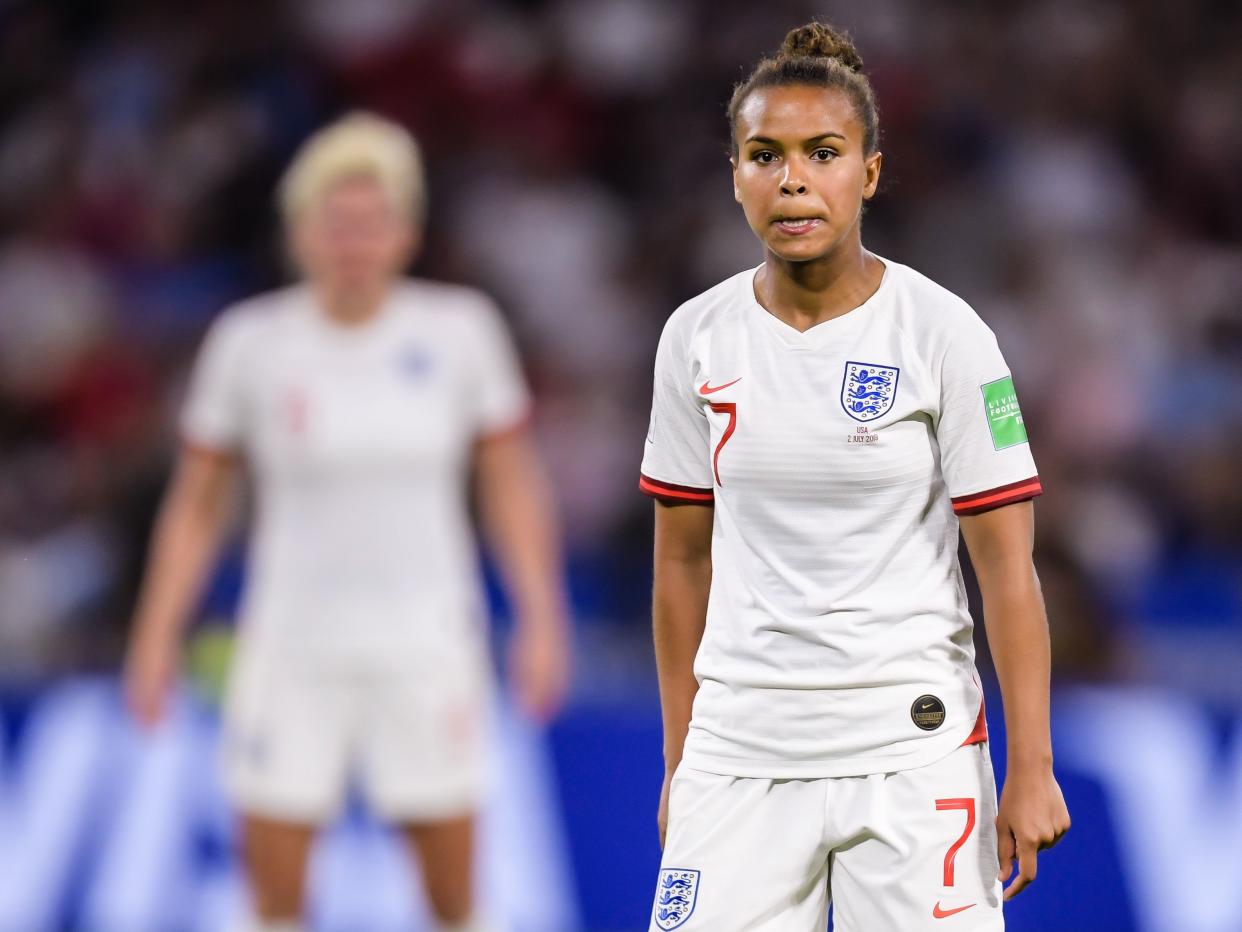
(639, 317, 714, 505)
(468, 300, 531, 438)
(180, 314, 250, 454)
(935, 318, 1042, 516)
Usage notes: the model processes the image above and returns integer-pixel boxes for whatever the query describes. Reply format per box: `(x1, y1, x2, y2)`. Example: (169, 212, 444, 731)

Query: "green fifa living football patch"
(981, 376, 1029, 449)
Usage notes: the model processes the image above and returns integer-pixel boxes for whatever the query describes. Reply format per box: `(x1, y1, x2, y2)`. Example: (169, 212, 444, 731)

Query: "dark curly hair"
(728, 22, 880, 157)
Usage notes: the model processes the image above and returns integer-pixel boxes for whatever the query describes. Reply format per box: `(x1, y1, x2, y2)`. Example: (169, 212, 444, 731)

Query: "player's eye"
(811, 148, 838, 161)
(751, 150, 778, 164)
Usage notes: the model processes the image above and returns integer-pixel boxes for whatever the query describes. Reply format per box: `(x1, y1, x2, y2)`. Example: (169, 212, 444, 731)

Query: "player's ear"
(862, 151, 882, 200)
(731, 155, 742, 204)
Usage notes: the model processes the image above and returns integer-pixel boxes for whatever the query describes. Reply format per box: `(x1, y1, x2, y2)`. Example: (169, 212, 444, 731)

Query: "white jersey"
(640, 255, 1041, 778)
(182, 279, 530, 662)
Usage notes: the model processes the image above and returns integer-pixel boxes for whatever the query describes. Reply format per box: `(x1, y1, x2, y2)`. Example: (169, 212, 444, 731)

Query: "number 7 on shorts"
(934, 797, 976, 886)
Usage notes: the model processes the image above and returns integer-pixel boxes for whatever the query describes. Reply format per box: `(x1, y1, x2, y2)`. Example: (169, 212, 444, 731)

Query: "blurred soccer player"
(640, 22, 1069, 931)
(124, 113, 570, 932)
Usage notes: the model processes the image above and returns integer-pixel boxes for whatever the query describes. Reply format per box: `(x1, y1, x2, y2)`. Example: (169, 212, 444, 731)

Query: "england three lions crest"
(652, 868, 700, 930)
(841, 361, 900, 422)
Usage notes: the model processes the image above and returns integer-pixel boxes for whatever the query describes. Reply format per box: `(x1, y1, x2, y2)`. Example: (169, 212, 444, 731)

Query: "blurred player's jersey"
(640, 255, 1040, 778)
(183, 280, 529, 662)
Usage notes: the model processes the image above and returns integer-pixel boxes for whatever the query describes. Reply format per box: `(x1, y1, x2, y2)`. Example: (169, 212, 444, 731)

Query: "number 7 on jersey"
(708, 402, 737, 487)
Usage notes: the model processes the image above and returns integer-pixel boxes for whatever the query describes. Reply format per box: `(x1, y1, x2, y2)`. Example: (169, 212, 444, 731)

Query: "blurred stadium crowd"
(1, 0, 1240, 700)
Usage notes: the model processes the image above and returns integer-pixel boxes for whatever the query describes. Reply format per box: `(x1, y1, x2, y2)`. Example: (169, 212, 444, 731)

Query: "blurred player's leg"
(403, 816, 487, 929)
(366, 656, 493, 928)
(241, 814, 315, 924)
(223, 648, 352, 927)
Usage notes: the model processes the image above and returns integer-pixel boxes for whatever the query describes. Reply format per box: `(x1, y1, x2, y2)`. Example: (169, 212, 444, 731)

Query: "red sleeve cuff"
(476, 407, 533, 445)
(180, 436, 242, 463)
(951, 476, 1042, 516)
(639, 474, 714, 505)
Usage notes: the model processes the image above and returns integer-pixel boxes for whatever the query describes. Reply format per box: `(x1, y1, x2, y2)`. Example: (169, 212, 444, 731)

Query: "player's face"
(732, 85, 881, 264)
(290, 176, 417, 293)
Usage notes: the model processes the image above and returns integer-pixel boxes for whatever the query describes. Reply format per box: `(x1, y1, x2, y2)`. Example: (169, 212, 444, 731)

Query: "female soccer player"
(124, 113, 570, 932)
(641, 23, 1069, 931)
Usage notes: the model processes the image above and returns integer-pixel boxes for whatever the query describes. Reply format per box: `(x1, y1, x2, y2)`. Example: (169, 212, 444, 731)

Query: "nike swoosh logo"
(921, 702, 935, 710)
(932, 902, 976, 919)
(699, 378, 741, 395)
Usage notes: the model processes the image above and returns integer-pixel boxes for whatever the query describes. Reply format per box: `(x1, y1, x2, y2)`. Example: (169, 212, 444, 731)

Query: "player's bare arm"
(474, 424, 572, 721)
(124, 446, 241, 727)
(960, 500, 1071, 901)
(651, 500, 712, 846)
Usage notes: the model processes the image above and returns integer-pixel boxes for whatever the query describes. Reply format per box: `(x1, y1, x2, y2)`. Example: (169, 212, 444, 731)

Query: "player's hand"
(996, 764, 1071, 900)
(123, 630, 179, 729)
(657, 765, 676, 847)
(508, 616, 571, 722)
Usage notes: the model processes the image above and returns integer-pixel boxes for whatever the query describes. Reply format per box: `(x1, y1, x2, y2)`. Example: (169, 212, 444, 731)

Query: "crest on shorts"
(653, 868, 700, 930)
(841, 361, 899, 422)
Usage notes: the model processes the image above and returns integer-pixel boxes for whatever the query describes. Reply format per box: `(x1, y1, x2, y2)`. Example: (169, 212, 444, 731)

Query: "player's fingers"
(1031, 811, 1071, 852)
(122, 673, 162, 729)
(536, 650, 571, 715)
(518, 670, 565, 722)
(516, 678, 553, 721)
(1045, 814, 1071, 849)
(1042, 828, 1067, 850)
(511, 637, 568, 720)
(996, 819, 1016, 882)
(1004, 841, 1038, 901)
(509, 648, 542, 717)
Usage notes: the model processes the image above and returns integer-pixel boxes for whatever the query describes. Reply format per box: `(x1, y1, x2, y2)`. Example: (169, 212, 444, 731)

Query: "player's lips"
(771, 216, 825, 236)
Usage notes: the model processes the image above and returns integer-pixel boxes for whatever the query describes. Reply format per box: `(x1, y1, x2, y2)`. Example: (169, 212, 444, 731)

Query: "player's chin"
(325, 263, 394, 290)
(764, 231, 837, 264)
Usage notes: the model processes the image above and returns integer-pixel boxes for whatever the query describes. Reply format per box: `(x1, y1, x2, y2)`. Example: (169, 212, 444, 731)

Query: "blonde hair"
(278, 112, 426, 222)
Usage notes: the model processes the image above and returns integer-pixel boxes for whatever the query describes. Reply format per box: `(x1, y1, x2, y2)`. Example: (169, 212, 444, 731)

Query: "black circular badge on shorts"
(911, 694, 946, 731)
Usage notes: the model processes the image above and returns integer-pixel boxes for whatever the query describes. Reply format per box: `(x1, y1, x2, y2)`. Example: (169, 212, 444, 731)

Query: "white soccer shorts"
(650, 742, 1003, 931)
(220, 641, 492, 824)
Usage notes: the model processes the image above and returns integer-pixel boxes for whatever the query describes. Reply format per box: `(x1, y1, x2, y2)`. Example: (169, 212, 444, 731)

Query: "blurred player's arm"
(960, 501, 1070, 900)
(652, 500, 712, 845)
(125, 446, 241, 727)
(474, 426, 571, 721)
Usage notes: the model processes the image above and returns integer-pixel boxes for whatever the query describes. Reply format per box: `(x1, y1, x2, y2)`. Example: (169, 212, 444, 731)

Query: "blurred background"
(1, 0, 1241, 929)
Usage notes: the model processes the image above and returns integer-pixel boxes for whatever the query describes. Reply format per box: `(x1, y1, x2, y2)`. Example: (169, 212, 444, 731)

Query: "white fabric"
(434, 916, 498, 932)
(652, 743, 1003, 931)
(233, 920, 306, 932)
(182, 279, 529, 659)
(641, 256, 1038, 778)
(222, 638, 492, 821)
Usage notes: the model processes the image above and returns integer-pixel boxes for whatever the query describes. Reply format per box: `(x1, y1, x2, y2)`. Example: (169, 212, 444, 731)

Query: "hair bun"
(777, 22, 864, 73)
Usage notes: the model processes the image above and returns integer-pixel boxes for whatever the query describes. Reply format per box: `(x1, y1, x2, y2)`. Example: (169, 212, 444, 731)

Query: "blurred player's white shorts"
(651, 742, 1003, 931)
(220, 637, 493, 824)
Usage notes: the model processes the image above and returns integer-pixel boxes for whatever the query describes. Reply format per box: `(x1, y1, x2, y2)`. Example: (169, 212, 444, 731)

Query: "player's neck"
(757, 241, 883, 334)
(314, 281, 390, 327)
